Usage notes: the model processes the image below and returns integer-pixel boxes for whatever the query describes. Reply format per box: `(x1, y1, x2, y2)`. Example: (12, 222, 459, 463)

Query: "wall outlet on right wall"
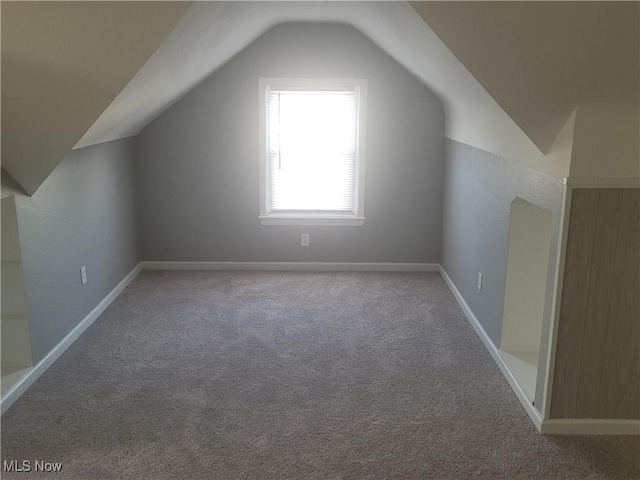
(477, 272, 483, 292)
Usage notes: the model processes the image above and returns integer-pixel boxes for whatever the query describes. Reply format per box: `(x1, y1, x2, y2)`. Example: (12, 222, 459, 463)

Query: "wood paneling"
(575, 190, 622, 417)
(551, 188, 640, 420)
(597, 189, 640, 419)
(550, 189, 599, 418)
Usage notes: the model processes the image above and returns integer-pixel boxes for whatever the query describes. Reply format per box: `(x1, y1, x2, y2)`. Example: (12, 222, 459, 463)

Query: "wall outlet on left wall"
(80, 266, 87, 285)
(301, 234, 310, 247)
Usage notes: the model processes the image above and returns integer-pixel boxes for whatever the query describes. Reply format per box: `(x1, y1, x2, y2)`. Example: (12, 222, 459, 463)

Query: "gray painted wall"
(441, 139, 563, 408)
(136, 23, 444, 263)
(14, 138, 140, 363)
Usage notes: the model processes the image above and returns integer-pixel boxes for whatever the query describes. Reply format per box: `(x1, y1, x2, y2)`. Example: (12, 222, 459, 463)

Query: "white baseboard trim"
(0, 262, 143, 415)
(541, 419, 640, 435)
(6, 260, 634, 435)
(438, 267, 544, 433)
(141, 261, 440, 272)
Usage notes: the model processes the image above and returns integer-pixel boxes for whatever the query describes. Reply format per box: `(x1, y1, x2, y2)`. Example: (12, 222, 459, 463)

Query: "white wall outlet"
(80, 266, 87, 285)
(301, 233, 310, 247)
(477, 272, 483, 292)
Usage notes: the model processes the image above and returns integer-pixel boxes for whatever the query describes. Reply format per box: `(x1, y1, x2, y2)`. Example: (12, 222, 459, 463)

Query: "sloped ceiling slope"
(10, 1, 614, 195)
(1, 1, 192, 196)
(76, 1, 560, 177)
(411, 1, 639, 156)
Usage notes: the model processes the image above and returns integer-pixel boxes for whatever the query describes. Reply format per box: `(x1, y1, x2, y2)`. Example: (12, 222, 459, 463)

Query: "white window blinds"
(268, 88, 359, 213)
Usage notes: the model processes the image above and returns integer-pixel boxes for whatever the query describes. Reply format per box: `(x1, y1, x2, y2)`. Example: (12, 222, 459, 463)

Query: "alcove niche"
(1, 195, 33, 397)
(499, 197, 553, 403)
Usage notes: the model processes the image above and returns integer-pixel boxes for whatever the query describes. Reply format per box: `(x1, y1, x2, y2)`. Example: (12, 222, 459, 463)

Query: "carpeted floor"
(1, 271, 638, 479)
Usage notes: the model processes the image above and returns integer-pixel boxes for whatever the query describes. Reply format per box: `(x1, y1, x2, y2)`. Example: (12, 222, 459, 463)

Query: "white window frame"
(258, 77, 367, 226)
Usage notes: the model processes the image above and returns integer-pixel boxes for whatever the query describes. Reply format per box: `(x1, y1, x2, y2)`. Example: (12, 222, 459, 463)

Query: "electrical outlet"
(301, 233, 310, 247)
(477, 272, 483, 292)
(81, 266, 87, 285)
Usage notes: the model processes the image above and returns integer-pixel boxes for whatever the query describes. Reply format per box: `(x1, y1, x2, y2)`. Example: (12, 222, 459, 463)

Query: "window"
(258, 78, 367, 226)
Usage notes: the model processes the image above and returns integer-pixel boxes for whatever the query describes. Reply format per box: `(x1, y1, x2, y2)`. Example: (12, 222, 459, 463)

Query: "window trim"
(258, 77, 367, 227)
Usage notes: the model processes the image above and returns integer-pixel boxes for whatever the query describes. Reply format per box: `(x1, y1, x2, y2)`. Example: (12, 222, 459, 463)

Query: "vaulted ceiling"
(411, 1, 639, 155)
(1, 1, 192, 195)
(2, 1, 638, 196)
(72, 0, 550, 177)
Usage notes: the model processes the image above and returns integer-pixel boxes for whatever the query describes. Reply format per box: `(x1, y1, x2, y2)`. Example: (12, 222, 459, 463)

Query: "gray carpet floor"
(1, 271, 639, 479)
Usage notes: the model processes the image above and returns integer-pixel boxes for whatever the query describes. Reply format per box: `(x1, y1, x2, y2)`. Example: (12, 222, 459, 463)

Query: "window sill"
(258, 215, 366, 226)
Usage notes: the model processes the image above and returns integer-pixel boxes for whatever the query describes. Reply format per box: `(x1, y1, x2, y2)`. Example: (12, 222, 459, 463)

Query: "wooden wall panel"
(551, 188, 640, 420)
(597, 189, 639, 419)
(575, 190, 622, 417)
(550, 189, 599, 418)
(636, 379, 640, 419)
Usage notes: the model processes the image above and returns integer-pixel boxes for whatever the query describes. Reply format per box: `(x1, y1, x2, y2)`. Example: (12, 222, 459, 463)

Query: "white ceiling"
(76, 1, 553, 177)
(411, 1, 639, 156)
